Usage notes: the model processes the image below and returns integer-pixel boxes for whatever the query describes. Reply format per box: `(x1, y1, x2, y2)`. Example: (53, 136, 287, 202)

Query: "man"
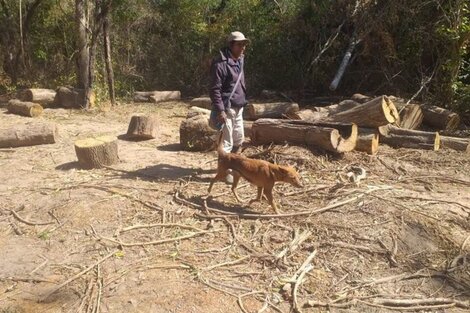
(209, 31, 249, 182)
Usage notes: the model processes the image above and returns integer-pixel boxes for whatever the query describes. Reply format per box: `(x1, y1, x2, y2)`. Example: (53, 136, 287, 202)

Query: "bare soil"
(0, 101, 469, 313)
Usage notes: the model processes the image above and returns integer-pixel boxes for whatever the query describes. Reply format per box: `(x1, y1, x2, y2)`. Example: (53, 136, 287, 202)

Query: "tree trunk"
(421, 105, 460, 131)
(16, 88, 56, 107)
(440, 136, 470, 153)
(251, 119, 357, 153)
(190, 96, 212, 109)
(327, 96, 399, 128)
(0, 123, 58, 148)
(134, 91, 181, 103)
(74, 135, 119, 169)
(245, 102, 299, 120)
(7, 99, 43, 117)
(126, 114, 158, 139)
(380, 125, 440, 151)
(394, 102, 423, 130)
(317, 99, 362, 115)
(75, 0, 89, 92)
(54, 86, 95, 108)
(179, 115, 217, 151)
(103, 13, 115, 105)
(355, 128, 379, 155)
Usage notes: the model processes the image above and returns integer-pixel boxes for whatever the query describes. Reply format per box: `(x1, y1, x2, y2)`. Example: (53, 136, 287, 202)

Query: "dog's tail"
(217, 130, 226, 157)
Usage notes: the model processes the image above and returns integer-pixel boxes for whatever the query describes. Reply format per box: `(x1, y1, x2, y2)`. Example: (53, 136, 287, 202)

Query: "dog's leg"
(249, 187, 264, 204)
(207, 167, 227, 195)
(231, 171, 242, 203)
(264, 187, 280, 214)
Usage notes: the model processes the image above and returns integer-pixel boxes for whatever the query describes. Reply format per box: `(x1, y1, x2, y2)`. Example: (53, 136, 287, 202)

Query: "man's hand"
(217, 111, 227, 123)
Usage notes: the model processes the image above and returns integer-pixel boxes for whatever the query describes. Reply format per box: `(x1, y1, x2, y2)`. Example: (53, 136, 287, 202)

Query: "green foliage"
(0, 0, 468, 110)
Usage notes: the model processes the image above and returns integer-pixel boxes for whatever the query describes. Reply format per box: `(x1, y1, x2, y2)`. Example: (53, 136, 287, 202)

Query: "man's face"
(230, 41, 247, 58)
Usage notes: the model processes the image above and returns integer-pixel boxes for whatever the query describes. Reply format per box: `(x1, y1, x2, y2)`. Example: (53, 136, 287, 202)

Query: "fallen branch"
(10, 209, 55, 226)
(41, 250, 118, 301)
(120, 223, 205, 233)
(98, 230, 217, 247)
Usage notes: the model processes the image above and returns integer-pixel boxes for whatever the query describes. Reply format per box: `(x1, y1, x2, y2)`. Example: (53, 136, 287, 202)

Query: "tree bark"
(190, 97, 212, 109)
(126, 114, 158, 139)
(327, 96, 399, 128)
(16, 88, 56, 107)
(394, 102, 423, 130)
(134, 91, 181, 103)
(356, 128, 379, 155)
(103, 12, 115, 105)
(251, 119, 357, 153)
(179, 115, 217, 151)
(245, 102, 299, 120)
(380, 125, 440, 151)
(75, 0, 89, 92)
(421, 105, 460, 131)
(74, 135, 119, 169)
(440, 136, 470, 153)
(0, 123, 58, 148)
(7, 99, 43, 117)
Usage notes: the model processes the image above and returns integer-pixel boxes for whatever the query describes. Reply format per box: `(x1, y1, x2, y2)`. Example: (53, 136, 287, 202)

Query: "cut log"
(393, 102, 423, 130)
(251, 119, 357, 153)
(0, 123, 58, 148)
(356, 128, 379, 155)
(288, 109, 326, 122)
(7, 99, 43, 117)
(421, 105, 460, 131)
(126, 114, 158, 139)
(327, 96, 399, 128)
(440, 136, 470, 153)
(190, 97, 212, 109)
(245, 102, 299, 120)
(134, 91, 181, 103)
(244, 120, 254, 139)
(74, 135, 119, 169)
(380, 125, 440, 151)
(17, 88, 56, 107)
(187, 106, 210, 119)
(350, 93, 372, 103)
(54, 86, 95, 108)
(180, 115, 217, 151)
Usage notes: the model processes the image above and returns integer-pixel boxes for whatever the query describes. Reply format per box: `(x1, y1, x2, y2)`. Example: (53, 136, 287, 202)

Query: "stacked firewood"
(181, 94, 469, 154)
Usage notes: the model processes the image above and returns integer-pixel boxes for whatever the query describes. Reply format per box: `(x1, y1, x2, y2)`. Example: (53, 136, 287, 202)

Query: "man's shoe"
(225, 173, 234, 184)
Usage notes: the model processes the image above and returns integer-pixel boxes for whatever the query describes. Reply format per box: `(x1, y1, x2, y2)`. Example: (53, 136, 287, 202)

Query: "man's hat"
(227, 31, 250, 44)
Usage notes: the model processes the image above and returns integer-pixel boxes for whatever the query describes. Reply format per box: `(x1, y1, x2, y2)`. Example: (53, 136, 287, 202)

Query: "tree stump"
(327, 96, 399, 127)
(54, 86, 95, 108)
(190, 97, 212, 109)
(134, 91, 181, 103)
(421, 105, 460, 131)
(17, 88, 56, 107)
(74, 135, 119, 169)
(251, 119, 357, 153)
(0, 123, 58, 148)
(356, 128, 379, 155)
(179, 115, 217, 151)
(440, 136, 470, 153)
(245, 102, 299, 120)
(126, 114, 158, 139)
(7, 99, 43, 117)
(380, 125, 440, 151)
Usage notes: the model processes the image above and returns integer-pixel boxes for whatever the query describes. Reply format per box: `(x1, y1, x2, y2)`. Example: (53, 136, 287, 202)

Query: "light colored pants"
(222, 107, 244, 153)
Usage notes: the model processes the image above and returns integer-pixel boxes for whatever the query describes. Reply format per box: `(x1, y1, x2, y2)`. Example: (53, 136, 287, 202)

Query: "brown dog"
(207, 132, 303, 213)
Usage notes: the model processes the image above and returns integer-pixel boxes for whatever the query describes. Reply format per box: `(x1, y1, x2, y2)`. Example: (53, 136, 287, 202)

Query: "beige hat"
(227, 31, 250, 43)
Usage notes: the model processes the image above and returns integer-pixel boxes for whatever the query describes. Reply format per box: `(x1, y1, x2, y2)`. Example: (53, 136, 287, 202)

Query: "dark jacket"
(209, 48, 247, 112)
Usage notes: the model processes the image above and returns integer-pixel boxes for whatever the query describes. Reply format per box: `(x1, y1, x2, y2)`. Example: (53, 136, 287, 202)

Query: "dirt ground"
(0, 101, 469, 313)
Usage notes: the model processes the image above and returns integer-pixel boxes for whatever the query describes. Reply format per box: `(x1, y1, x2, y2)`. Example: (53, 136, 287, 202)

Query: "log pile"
(177, 93, 468, 154)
